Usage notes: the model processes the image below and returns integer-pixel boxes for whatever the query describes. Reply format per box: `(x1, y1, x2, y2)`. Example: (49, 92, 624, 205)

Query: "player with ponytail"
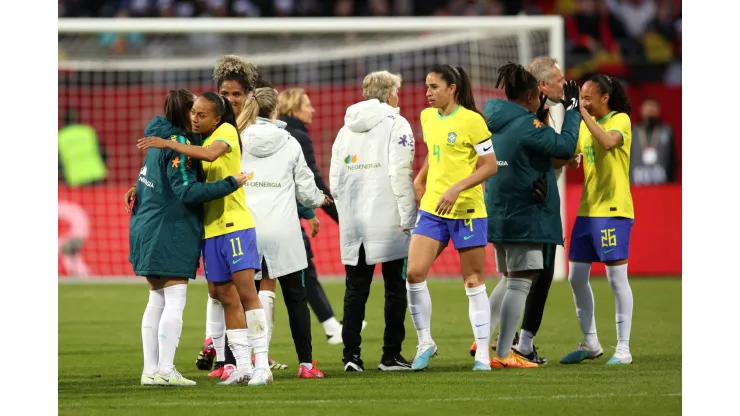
(560, 74, 636, 366)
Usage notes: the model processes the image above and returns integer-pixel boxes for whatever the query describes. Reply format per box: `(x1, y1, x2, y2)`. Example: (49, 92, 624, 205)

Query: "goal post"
(57, 16, 567, 280)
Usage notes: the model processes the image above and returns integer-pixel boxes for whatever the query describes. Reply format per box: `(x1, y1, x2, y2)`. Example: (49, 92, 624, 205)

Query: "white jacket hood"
(344, 99, 397, 133)
(243, 117, 290, 158)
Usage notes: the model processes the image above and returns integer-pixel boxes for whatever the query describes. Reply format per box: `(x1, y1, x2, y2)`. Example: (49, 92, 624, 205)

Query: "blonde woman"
(239, 87, 332, 378)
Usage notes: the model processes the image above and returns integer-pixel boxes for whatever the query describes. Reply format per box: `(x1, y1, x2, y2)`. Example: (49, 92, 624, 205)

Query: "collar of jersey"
(597, 110, 617, 124)
(436, 104, 461, 120)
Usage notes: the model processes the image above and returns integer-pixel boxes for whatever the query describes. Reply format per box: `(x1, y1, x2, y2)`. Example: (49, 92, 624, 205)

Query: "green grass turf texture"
(59, 278, 681, 415)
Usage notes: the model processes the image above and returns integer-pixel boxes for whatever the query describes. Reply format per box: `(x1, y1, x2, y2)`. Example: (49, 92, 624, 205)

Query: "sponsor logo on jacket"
(243, 170, 281, 188)
(497, 160, 509, 167)
(345, 154, 381, 171)
(138, 165, 154, 188)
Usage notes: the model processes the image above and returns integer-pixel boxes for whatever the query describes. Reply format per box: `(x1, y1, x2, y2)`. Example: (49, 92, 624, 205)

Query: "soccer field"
(59, 278, 681, 415)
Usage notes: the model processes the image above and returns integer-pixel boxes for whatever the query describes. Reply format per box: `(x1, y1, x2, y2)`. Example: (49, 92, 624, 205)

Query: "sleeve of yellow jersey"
(420, 108, 431, 143)
(468, 113, 492, 146)
(211, 124, 238, 153)
(576, 120, 586, 154)
(609, 113, 632, 146)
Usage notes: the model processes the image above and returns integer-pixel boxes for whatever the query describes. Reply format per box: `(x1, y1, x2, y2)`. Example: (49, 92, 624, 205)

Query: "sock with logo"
(406, 281, 433, 345)
(466, 284, 490, 363)
(157, 284, 188, 375)
(142, 288, 165, 376)
(568, 262, 599, 347)
(496, 278, 532, 358)
(246, 309, 270, 369)
(606, 264, 632, 350)
(258, 290, 276, 346)
(206, 296, 226, 362)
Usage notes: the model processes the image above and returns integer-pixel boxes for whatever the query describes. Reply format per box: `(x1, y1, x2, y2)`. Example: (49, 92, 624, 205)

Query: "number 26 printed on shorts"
(600, 228, 617, 248)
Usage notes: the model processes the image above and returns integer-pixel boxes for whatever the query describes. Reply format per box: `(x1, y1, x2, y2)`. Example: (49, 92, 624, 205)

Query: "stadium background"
(57, 0, 682, 279)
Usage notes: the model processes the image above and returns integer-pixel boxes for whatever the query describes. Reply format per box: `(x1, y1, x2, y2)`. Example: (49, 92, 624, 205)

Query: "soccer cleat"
(606, 347, 633, 365)
(153, 368, 197, 386)
(248, 367, 274, 386)
(217, 367, 252, 385)
(268, 357, 289, 370)
(411, 343, 438, 371)
(327, 320, 367, 345)
(344, 355, 365, 372)
(490, 352, 539, 369)
(513, 346, 548, 365)
(298, 360, 325, 378)
(472, 360, 492, 371)
(559, 343, 604, 364)
(208, 362, 225, 378)
(140, 373, 156, 386)
(220, 364, 236, 380)
(378, 354, 412, 371)
(469, 341, 494, 358)
(196, 336, 216, 370)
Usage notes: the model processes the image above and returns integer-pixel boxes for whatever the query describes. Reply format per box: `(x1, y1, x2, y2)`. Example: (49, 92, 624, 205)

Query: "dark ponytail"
(589, 74, 631, 115)
(164, 89, 196, 132)
(495, 62, 538, 103)
(430, 64, 483, 117)
(201, 91, 240, 155)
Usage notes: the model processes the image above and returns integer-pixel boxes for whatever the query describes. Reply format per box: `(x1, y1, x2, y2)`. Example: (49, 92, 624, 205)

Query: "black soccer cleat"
(343, 354, 364, 372)
(513, 345, 548, 365)
(378, 354, 412, 371)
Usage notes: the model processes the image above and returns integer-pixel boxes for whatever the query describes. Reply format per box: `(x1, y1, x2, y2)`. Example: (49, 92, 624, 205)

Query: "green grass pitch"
(59, 278, 681, 415)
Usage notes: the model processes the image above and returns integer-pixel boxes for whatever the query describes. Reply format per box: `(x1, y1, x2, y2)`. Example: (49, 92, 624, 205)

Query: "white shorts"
(494, 243, 544, 273)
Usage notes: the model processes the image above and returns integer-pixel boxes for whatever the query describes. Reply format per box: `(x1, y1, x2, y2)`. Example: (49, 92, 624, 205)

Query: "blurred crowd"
(59, 0, 681, 84)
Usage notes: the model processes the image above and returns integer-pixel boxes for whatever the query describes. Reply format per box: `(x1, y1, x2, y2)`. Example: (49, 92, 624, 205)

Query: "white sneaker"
(153, 368, 196, 386)
(218, 367, 252, 385)
(327, 321, 367, 345)
(248, 367, 273, 386)
(140, 373, 156, 386)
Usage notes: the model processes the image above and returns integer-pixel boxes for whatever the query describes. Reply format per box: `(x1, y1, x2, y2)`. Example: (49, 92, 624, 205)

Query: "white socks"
(606, 264, 633, 350)
(518, 329, 535, 355)
(488, 277, 507, 337)
(406, 281, 433, 345)
(496, 278, 532, 357)
(142, 289, 164, 375)
(568, 262, 599, 347)
(246, 309, 269, 369)
(258, 290, 276, 345)
(466, 284, 490, 363)
(157, 284, 188, 375)
(226, 328, 252, 370)
(206, 296, 226, 362)
(321, 317, 342, 336)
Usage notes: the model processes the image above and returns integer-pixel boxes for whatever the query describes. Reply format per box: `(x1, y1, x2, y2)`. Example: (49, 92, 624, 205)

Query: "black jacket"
(280, 115, 339, 223)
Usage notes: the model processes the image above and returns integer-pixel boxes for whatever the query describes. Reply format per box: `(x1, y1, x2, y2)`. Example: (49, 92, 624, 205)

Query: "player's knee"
(463, 273, 483, 288)
(207, 285, 218, 300)
(405, 267, 427, 284)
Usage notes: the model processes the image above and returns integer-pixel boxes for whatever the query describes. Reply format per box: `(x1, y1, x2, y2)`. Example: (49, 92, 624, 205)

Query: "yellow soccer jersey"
(576, 111, 634, 219)
(419, 105, 491, 219)
(202, 123, 254, 238)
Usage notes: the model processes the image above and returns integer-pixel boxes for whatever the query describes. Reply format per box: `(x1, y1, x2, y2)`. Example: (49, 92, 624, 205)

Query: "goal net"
(57, 16, 566, 280)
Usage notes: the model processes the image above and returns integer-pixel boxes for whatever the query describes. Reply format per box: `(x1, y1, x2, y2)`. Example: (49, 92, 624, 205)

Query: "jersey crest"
(447, 132, 457, 145)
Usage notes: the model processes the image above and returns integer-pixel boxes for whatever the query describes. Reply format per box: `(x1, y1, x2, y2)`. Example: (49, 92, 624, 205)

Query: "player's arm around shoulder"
(166, 136, 241, 204)
(388, 116, 418, 230)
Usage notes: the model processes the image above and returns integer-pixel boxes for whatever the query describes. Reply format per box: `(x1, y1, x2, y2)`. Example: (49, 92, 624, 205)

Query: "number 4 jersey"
(419, 105, 491, 219)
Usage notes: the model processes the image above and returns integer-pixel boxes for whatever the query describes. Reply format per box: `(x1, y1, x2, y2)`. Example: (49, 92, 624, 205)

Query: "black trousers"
(224, 268, 314, 365)
(301, 228, 335, 323)
(521, 243, 557, 335)
(255, 267, 313, 364)
(342, 245, 406, 360)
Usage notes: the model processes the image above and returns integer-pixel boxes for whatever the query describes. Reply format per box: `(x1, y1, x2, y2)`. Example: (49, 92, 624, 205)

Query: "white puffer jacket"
(330, 100, 417, 266)
(241, 118, 324, 278)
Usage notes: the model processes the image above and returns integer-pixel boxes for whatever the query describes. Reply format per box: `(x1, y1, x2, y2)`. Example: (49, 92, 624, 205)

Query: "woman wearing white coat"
(237, 87, 332, 379)
(329, 71, 417, 372)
